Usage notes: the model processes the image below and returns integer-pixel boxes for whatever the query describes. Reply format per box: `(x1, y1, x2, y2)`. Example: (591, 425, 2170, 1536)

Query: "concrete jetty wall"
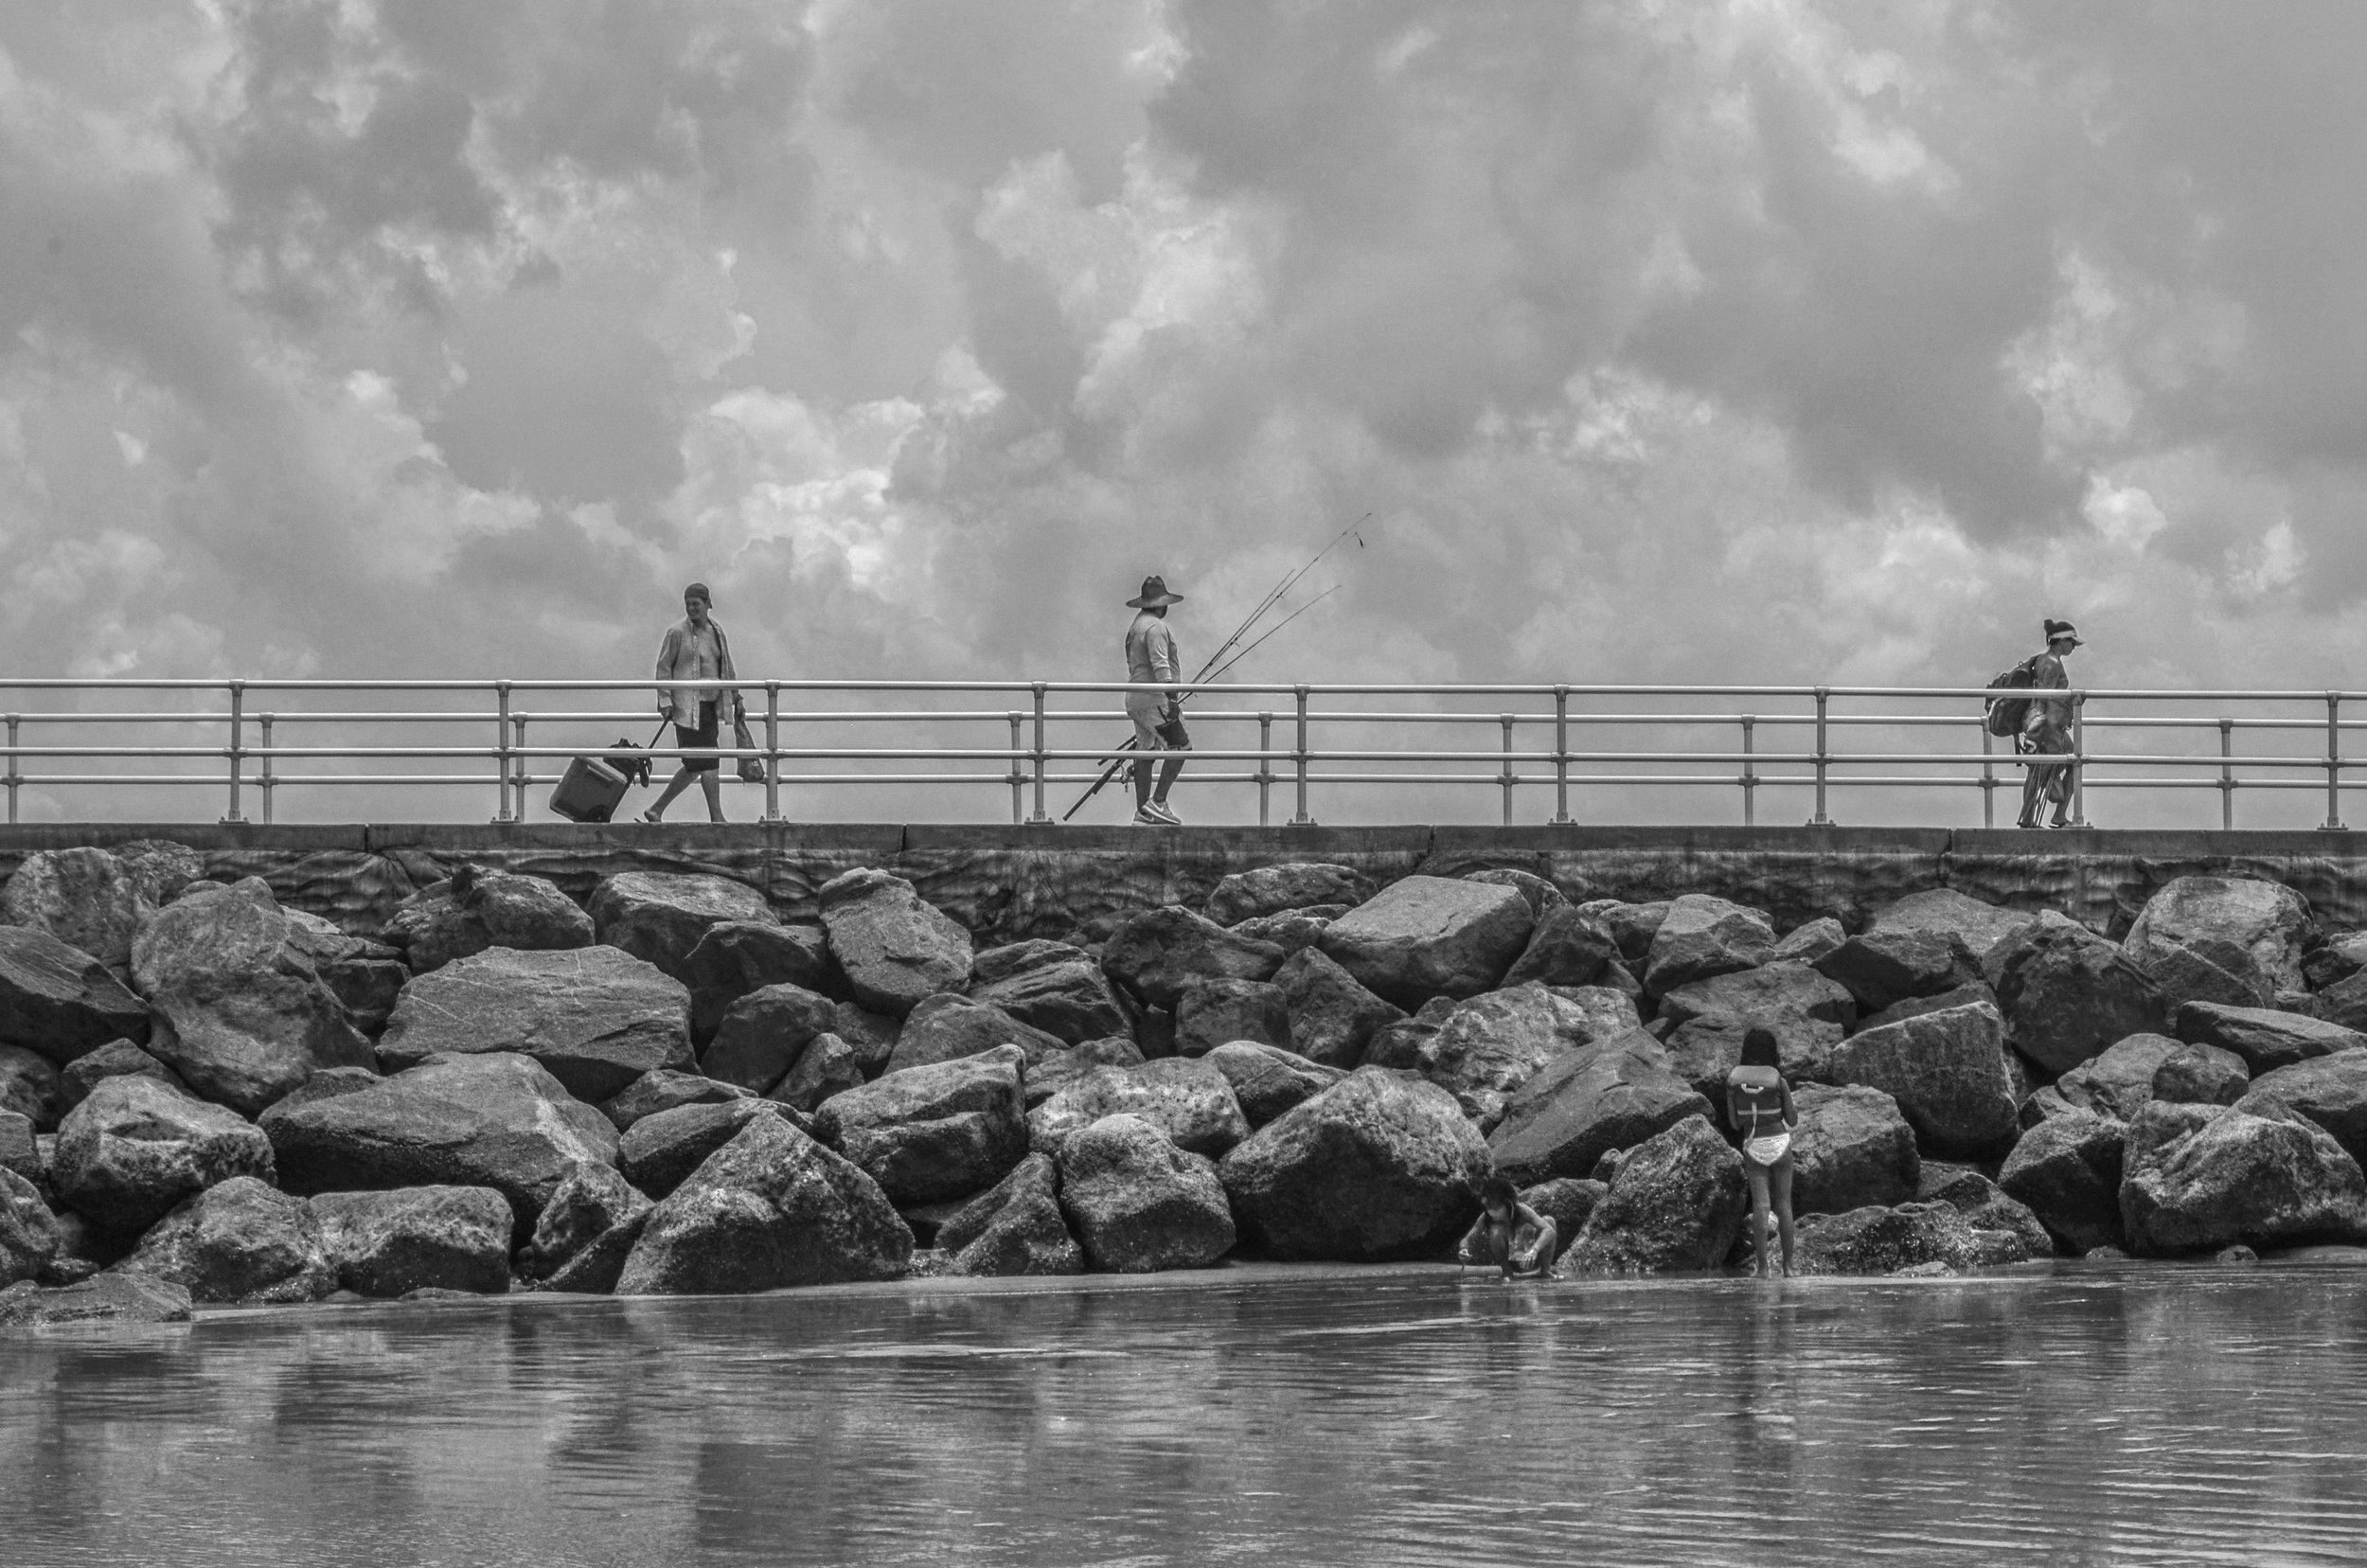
(11, 823, 2367, 940)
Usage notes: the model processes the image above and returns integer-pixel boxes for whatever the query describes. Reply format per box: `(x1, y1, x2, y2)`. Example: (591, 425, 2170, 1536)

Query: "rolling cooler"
(549, 724, 664, 823)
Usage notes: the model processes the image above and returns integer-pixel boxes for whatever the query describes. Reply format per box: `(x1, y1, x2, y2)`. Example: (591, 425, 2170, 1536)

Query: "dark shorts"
(675, 703, 720, 773)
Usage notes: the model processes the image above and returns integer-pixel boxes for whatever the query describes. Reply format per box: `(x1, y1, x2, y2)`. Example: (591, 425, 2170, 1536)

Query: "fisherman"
(2018, 618, 2082, 830)
(1123, 574, 1191, 826)
(641, 581, 740, 824)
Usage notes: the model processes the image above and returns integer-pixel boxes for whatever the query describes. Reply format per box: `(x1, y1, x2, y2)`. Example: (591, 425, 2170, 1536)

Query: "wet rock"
(1793, 1202, 1984, 1275)
(678, 921, 830, 1043)
(614, 1114, 913, 1293)
(621, 1098, 802, 1201)
(883, 992, 1064, 1076)
(1641, 894, 1777, 998)
(1564, 1116, 1746, 1274)
(377, 946, 692, 1102)
(2173, 1001, 2366, 1075)
(1, 1167, 60, 1287)
(1413, 984, 1588, 1128)
(1174, 978, 1291, 1059)
(2124, 876, 2310, 1010)
(1227, 910, 1339, 954)
(1824, 998, 2019, 1157)
(1499, 905, 1621, 990)
(1059, 1114, 1236, 1272)
(701, 982, 835, 1093)
(813, 1043, 1028, 1204)
(1205, 864, 1376, 927)
(0, 1270, 192, 1327)
(1998, 1107, 2127, 1253)
(817, 868, 971, 1017)
(2122, 1099, 2367, 1256)
(1789, 1083, 1920, 1215)
(112, 841, 204, 908)
(1771, 918, 1846, 965)
(968, 940, 1132, 1045)
(2236, 1053, 2367, 1167)
(588, 871, 776, 983)
(1023, 1038, 1146, 1110)
(1811, 930, 1981, 1017)
(598, 1069, 749, 1133)
(0, 925, 151, 1066)
(117, 1176, 335, 1303)
(515, 1161, 651, 1293)
(1274, 947, 1404, 1070)
(2151, 1041, 2251, 1106)
(1487, 1031, 1712, 1185)
(1984, 911, 2167, 1074)
(769, 1033, 867, 1114)
(935, 1151, 1083, 1275)
(1518, 1176, 1606, 1242)
(260, 1053, 618, 1237)
(3, 846, 151, 974)
(1317, 876, 1534, 1007)
(830, 1002, 900, 1074)
(1102, 905, 1286, 1011)
(53, 1076, 275, 1234)
(0, 1044, 62, 1130)
(1204, 1042, 1342, 1127)
(2055, 1032, 2186, 1121)
(1027, 1056, 1250, 1157)
(1919, 1166, 2055, 1259)
(311, 1185, 512, 1296)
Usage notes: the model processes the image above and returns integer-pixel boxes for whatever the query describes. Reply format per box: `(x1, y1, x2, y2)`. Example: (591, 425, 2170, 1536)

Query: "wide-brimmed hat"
(1127, 575, 1184, 609)
(2044, 618, 2083, 647)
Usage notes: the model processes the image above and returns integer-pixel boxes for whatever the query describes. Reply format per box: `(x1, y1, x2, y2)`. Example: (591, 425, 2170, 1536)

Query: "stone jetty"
(9, 829, 2367, 1322)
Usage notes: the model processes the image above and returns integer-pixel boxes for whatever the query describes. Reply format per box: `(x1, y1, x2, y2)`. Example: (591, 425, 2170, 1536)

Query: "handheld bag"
(1984, 658, 2038, 738)
(732, 715, 769, 785)
(549, 724, 664, 823)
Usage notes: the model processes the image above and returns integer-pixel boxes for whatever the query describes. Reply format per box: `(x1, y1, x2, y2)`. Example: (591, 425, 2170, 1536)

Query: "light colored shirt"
(2024, 650, 2072, 737)
(1125, 612, 1180, 685)
(655, 617, 737, 724)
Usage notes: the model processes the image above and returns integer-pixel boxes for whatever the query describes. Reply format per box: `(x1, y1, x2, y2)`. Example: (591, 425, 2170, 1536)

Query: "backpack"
(1984, 657, 2039, 737)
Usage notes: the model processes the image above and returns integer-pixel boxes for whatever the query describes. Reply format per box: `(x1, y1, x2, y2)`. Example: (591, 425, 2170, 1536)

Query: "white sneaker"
(1132, 805, 1164, 826)
(1147, 799, 1183, 825)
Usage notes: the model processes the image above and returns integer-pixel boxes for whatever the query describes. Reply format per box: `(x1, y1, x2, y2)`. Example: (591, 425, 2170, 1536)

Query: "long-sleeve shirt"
(2023, 651, 2072, 743)
(654, 617, 737, 724)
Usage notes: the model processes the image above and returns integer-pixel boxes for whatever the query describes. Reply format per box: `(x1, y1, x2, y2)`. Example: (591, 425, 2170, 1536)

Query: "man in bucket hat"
(1123, 574, 1192, 825)
(2019, 618, 2083, 829)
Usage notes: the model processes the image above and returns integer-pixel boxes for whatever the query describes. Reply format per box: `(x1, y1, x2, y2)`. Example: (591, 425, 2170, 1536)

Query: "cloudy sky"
(3, 2, 2364, 823)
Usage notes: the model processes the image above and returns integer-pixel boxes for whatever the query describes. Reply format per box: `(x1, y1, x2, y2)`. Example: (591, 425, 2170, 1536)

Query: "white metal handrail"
(0, 676, 2360, 830)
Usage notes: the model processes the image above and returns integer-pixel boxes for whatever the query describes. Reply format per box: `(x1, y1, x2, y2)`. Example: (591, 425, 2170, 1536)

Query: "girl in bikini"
(1456, 1174, 1561, 1279)
(1726, 1026, 1798, 1278)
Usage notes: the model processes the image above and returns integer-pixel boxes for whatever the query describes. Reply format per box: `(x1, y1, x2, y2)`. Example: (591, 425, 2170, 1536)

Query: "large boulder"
(588, 872, 776, 983)
(968, 940, 1133, 1045)
(1316, 876, 1534, 1007)
(1865, 889, 2036, 962)
(259, 1052, 618, 1237)
(598, 1069, 749, 1133)
(2055, 1033, 2184, 1122)
(1997, 1107, 2126, 1253)
(1463, 868, 1566, 918)
(1405, 984, 1585, 1127)
(1219, 1068, 1487, 1260)
(1810, 930, 1981, 1017)
(1585, 900, 1669, 965)
(1361, 997, 1454, 1072)
(1174, 979, 1290, 1059)
(1023, 1038, 1146, 1110)
(614, 1114, 913, 1293)
(1547, 985, 1644, 1046)
(2236, 1054, 2367, 1168)
(620, 1099, 800, 1201)
(311, 1185, 513, 1296)
(1664, 1014, 1837, 1102)
(1563, 1116, 1746, 1274)
(1789, 1083, 1920, 1215)
(383, 867, 594, 975)
(1519, 1176, 1606, 1241)
(0, 925, 151, 1065)
(1642, 894, 1776, 997)
(676, 921, 830, 1044)
(1770, 918, 1846, 965)
(1, 847, 148, 971)
(816, 869, 971, 1017)
(130, 879, 373, 1116)
(1026, 1056, 1250, 1157)
(830, 1003, 900, 1074)
(1, 1167, 60, 1288)
(1486, 1031, 1711, 1185)
(2120, 1099, 2367, 1256)
(53, 1076, 275, 1234)
(2173, 1001, 2366, 1074)
(1499, 905, 1622, 990)
(770, 1033, 866, 1114)
(1274, 947, 1405, 1070)
(1657, 961, 1856, 1033)
(1792, 1203, 1988, 1275)
(882, 992, 1064, 1076)
(934, 1151, 1084, 1276)
(1100, 906, 1286, 1011)
(1919, 1166, 2056, 1261)
(1204, 1042, 1343, 1128)
(0, 1111, 34, 1185)
(2123, 876, 2310, 1010)
(1205, 864, 1376, 927)
(1057, 1114, 1235, 1272)
(515, 1161, 651, 1292)
(0, 1044, 62, 1130)
(1984, 911, 2166, 1074)
(701, 982, 836, 1093)
(2151, 1041, 2251, 1107)
(811, 1043, 1028, 1204)
(1229, 909, 1342, 955)
(116, 1176, 336, 1304)
(0, 1271, 193, 1326)
(1824, 998, 2018, 1157)
(112, 840, 203, 907)
(376, 945, 692, 1102)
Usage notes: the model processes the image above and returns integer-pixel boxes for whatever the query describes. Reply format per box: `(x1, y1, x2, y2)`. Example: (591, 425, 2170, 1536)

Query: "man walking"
(1123, 574, 1192, 825)
(642, 581, 740, 823)
(2018, 618, 2082, 829)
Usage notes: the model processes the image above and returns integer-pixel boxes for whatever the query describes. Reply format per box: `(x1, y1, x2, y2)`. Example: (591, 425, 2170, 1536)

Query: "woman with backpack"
(2016, 619, 2082, 829)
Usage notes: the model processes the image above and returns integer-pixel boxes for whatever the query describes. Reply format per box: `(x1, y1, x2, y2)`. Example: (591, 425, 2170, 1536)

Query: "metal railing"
(0, 677, 2361, 829)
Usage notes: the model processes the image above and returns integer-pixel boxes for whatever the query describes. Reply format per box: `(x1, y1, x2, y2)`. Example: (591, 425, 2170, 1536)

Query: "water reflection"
(7, 1265, 2367, 1565)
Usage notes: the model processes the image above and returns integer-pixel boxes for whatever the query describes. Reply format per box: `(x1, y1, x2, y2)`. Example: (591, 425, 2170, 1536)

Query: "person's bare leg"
(1746, 1164, 1773, 1277)
(699, 770, 724, 823)
(1153, 750, 1185, 805)
(1132, 757, 1154, 808)
(1771, 1157, 1796, 1275)
(647, 766, 695, 820)
(2049, 762, 2073, 829)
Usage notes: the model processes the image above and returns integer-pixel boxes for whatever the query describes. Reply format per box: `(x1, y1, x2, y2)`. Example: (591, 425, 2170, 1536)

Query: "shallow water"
(6, 1262, 2367, 1567)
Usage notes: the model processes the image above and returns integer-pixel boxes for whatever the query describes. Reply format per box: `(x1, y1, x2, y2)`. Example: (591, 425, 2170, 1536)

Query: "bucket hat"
(2044, 618, 2083, 648)
(1127, 575, 1184, 609)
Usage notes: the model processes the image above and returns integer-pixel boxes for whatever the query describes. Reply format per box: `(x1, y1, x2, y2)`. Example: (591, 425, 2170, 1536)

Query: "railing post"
(1258, 711, 1273, 828)
(1007, 712, 1024, 826)
(2069, 691, 2089, 829)
(258, 713, 276, 826)
(1979, 720, 1995, 829)
(512, 716, 530, 822)
(1740, 715, 1756, 828)
(1807, 686, 1832, 826)
(492, 682, 514, 823)
(762, 683, 782, 825)
(1552, 686, 1572, 825)
(222, 680, 245, 825)
(1290, 684, 1314, 827)
(1026, 683, 1051, 825)
(2220, 717, 2235, 831)
(1499, 714, 1516, 827)
(4, 715, 18, 825)
(2324, 691, 2347, 831)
